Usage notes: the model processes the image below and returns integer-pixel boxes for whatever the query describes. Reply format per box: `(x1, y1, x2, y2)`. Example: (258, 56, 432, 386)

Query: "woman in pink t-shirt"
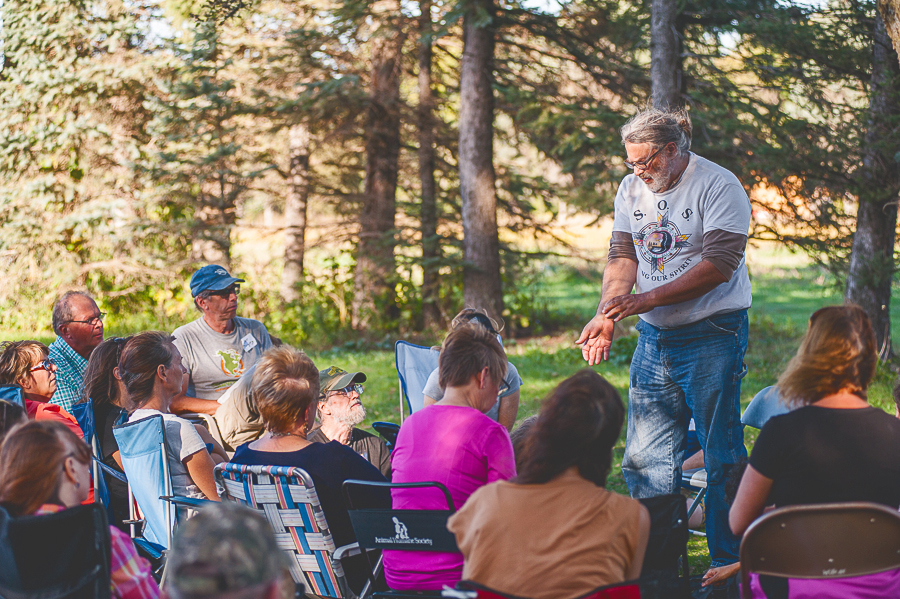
(385, 323, 517, 590)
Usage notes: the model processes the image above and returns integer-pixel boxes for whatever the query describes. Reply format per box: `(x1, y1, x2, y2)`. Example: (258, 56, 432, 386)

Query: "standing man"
(576, 107, 751, 571)
(308, 366, 392, 479)
(172, 265, 273, 416)
(49, 291, 105, 412)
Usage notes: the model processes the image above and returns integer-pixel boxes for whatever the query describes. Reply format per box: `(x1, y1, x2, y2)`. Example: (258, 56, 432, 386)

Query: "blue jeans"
(622, 309, 748, 567)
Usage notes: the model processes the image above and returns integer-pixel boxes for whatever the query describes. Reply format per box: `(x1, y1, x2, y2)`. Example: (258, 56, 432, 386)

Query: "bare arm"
(171, 393, 220, 416)
(182, 450, 221, 501)
(193, 424, 228, 464)
(111, 450, 124, 471)
(602, 260, 728, 322)
(626, 503, 651, 580)
(729, 465, 774, 536)
(423, 395, 437, 407)
(497, 391, 520, 432)
(575, 258, 638, 364)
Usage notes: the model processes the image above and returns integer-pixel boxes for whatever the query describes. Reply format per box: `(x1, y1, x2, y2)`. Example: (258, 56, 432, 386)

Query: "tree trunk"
(878, 0, 900, 66)
(418, 0, 441, 329)
(352, 15, 405, 328)
(650, 0, 682, 108)
(459, 0, 503, 320)
(281, 123, 310, 303)
(845, 13, 900, 360)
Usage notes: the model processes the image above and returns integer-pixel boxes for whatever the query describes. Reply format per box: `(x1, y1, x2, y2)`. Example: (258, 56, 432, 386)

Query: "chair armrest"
(161, 495, 218, 509)
(334, 542, 362, 562)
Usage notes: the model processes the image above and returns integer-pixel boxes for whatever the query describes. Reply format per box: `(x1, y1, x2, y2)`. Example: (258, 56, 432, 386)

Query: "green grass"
(5, 243, 900, 576)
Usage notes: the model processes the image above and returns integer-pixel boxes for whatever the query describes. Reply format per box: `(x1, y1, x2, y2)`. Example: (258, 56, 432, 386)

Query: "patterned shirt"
(35, 504, 160, 599)
(48, 337, 88, 412)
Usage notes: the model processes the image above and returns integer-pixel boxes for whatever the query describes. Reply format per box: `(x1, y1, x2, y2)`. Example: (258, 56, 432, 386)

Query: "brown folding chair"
(739, 502, 900, 599)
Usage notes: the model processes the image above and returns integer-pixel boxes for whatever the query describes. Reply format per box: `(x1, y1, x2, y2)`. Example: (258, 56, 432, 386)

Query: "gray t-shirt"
(129, 408, 207, 499)
(611, 153, 752, 328)
(172, 316, 273, 400)
(422, 362, 522, 422)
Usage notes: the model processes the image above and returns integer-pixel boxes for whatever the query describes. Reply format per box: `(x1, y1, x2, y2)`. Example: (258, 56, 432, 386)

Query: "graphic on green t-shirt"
(216, 349, 244, 377)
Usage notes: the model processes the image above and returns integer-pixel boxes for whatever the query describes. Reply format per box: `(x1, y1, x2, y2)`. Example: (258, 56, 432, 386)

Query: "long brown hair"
(516, 369, 625, 487)
(119, 331, 178, 408)
(777, 304, 877, 406)
(0, 420, 90, 516)
(80, 336, 131, 408)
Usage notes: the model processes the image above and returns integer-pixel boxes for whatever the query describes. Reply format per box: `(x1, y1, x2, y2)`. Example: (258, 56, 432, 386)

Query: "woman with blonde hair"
(730, 304, 900, 597)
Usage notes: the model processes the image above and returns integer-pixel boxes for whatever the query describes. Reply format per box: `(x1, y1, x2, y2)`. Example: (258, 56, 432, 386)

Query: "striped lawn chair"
(214, 463, 355, 598)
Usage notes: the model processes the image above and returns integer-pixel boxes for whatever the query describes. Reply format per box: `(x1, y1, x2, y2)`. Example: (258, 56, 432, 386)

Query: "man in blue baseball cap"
(170, 265, 273, 417)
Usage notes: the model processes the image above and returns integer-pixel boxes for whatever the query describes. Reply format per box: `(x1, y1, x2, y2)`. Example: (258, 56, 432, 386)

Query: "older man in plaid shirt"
(48, 291, 105, 411)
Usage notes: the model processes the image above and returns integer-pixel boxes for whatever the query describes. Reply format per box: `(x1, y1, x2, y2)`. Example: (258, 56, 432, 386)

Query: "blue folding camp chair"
(394, 341, 439, 423)
(0, 385, 25, 409)
(681, 385, 791, 536)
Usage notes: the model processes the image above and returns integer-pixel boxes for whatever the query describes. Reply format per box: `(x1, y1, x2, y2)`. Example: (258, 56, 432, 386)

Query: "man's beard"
(335, 403, 366, 427)
(639, 155, 677, 193)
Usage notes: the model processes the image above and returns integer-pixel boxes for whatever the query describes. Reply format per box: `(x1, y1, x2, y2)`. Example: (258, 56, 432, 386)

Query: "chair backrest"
(741, 385, 790, 430)
(0, 503, 112, 599)
(637, 494, 690, 599)
(0, 385, 25, 409)
(739, 502, 900, 599)
(395, 341, 440, 415)
(112, 415, 174, 548)
(215, 462, 351, 598)
(342, 479, 458, 553)
(69, 399, 113, 517)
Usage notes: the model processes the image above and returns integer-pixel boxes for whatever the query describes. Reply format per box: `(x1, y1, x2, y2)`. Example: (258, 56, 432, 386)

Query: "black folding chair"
(343, 479, 459, 599)
(638, 494, 691, 599)
(0, 503, 112, 599)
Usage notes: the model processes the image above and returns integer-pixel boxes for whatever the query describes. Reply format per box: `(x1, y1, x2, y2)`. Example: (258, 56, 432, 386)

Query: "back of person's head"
(0, 400, 26, 445)
(0, 340, 49, 386)
(166, 502, 287, 599)
(450, 308, 503, 335)
(81, 336, 130, 407)
(0, 420, 89, 516)
(777, 304, 877, 406)
(509, 415, 539, 473)
(119, 331, 178, 408)
(438, 323, 507, 390)
(517, 369, 625, 487)
(252, 346, 319, 436)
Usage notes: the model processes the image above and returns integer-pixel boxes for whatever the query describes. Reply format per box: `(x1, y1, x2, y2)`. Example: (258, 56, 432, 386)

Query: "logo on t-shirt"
(633, 212, 692, 274)
(216, 349, 244, 378)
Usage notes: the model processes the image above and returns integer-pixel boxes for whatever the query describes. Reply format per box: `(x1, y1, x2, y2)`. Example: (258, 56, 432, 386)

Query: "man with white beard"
(307, 366, 392, 479)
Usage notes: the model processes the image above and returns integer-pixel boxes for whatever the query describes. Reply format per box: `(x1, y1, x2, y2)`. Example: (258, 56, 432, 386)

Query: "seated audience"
(0, 340, 84, 439)
(78, 336, 132, 528)
(230, 346, 388, 591)
(0, 420, 159, 598)
(0, 399, 26, 443)
(385, 323, 516, 591)
(308, 366, 391, 478)
(163, 502, 288, 599)
(730, 304, 900, 597)
(121, 332, 224, 502)
(423, 308, 522, 431)
(448, 369, 649, 599)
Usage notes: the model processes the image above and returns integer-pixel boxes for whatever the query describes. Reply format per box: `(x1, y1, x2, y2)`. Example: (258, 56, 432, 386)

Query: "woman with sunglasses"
(0, 340, 85, 441)
(422, 308, 522, 431)
(730, 305, 900, 597)
(0, 420, 160, 599)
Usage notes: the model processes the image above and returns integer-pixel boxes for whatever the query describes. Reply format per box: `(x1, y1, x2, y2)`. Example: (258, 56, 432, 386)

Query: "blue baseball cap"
(190, 265, 246, 297)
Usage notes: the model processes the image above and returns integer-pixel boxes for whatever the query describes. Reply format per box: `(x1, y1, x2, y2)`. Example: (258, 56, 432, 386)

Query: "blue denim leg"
(664, 310, 748, 567)
(622, 319, 690, 498)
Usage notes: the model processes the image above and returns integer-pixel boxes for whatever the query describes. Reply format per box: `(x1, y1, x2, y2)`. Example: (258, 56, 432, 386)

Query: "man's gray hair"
(194, 290, 213, 313)
(51, 291, 94, 335)
(621, 107, 692, 154)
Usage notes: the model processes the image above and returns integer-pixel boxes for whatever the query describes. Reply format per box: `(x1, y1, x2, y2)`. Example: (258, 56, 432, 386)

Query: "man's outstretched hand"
(576, 315, 615, 365)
